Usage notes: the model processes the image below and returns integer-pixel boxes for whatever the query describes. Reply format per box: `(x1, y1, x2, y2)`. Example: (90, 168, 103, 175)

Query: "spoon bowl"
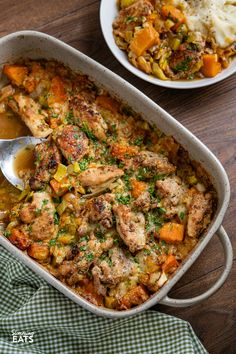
(0, 136, 44, 189)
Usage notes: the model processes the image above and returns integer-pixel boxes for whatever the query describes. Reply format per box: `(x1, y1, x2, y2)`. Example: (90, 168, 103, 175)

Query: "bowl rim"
(99, 0, 236, 89)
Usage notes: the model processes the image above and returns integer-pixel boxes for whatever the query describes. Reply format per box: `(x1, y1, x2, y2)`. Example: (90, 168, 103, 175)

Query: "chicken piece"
(91, 266, 107, 296)
(134, 151, 176, 174)
(57, 260, 77, 277)
(133, 191, 151, 212)
(54, 125, 89, 163)
(71, 235, 114, 273)
(119, 285, 149, 310)
(19, 191, 57, 241)
(0, 85, 15, 102)
(8, 227, 31, 250)
(169, 49, 201, 79)
(88, 194, 114, 229)
(78, 166, 124, 188)
(29, 139, 61, 190)
(70, 95, 108, 141)
(156, 176, 186, 206)
(7, 93, 52, 138)
(113, 205, 146, 253)
(92, 247, 133, 287)
(187, 192, 212, 238)
(113, 0, 153, 31)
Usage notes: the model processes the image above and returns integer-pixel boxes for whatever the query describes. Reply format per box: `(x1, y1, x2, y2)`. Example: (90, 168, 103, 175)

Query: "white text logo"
(11, 329, 34, 343)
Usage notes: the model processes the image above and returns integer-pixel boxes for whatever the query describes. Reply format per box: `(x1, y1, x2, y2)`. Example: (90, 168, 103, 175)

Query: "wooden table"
(1, 1, 235, 353)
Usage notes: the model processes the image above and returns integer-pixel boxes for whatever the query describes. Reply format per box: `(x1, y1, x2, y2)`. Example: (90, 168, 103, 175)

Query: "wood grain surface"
(1, 1, 235, 353)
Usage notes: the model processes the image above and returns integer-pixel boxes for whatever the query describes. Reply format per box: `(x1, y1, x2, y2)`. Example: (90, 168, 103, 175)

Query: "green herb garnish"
(53, 212, 60, 225)
(116, 194, 131, 205)
(81, 122, 96, 141)
(173, 56, 193, 72)
(86, 253, 94, 262)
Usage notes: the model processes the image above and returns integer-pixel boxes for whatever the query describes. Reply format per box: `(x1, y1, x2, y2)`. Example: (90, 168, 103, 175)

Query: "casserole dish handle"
(160, 226, 233, 307)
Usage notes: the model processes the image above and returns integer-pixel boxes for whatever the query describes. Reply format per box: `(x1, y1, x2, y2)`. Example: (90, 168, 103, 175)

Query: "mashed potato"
(178, 0, 236, 48)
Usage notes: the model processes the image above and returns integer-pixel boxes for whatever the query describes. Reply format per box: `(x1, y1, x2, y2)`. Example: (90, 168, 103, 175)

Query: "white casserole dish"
(0, 31, 233, 318)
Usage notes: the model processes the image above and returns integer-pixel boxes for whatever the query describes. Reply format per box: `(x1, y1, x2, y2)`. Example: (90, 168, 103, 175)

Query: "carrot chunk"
(201, 54, 221, 78)
(162, 254, 179, 273)
(3, 65, 28, 86)
(130, 179, 147, 198)
(96, 95, 119, 113)
(50, 178, 69, 196)
(130, 24, 159, 57)
(161, 5, 185, 24)
(159, 222, 184, 243)
(48, 76, 67, 105)
(111, 144, 138, 160)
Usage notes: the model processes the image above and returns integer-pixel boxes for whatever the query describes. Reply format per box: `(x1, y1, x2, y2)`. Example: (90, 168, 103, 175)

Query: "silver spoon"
(0, 137, 44, 190)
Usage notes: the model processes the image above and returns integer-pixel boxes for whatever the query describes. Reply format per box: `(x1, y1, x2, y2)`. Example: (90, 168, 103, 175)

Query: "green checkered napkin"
(0, 246, 207, 354)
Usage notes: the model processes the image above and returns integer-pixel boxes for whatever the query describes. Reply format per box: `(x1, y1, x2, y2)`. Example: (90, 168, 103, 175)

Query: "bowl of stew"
(0, 31, 233, 318)
(100, 0, 236, 89)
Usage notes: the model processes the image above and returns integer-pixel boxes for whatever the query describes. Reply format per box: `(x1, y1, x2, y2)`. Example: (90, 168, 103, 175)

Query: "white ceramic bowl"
(100, 0, 236, 89)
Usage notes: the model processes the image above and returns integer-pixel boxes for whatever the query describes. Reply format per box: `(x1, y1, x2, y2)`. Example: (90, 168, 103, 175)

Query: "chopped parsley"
(123, 172, 131, 191)
(53, 212, 60, 225)
(137, 167, 151, 181)
(81, 122, 96, 141)
(146, 210, 164, 232)
(51, 113, 59, 118)
(80, 245, 87, 251)
(79, 156, 93, 171)
(95, 226, 106, 242)
(126, 16, 138, 23)
(133, 136, 143, 146)
(4, 230, 11, 238)
(35, 208, 41, 216)
(173, 56, 193, 72)
(42, 199, 49, 207)
(80, 236, 89, 243)
(179, 211, 185, 220)
(65, 111, 74, 123)
(49, 239, 57, 246)
(116, 194, 131, 205)
(148, 183, 156, 199)
(86, 253, 94, 262)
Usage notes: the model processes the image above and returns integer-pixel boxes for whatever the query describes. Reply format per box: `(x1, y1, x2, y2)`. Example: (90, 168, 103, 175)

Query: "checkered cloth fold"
(0, 246, 207, 354)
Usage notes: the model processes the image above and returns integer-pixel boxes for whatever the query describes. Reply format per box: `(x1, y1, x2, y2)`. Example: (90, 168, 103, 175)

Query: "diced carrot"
(3, 65, 28, 86)
(162, 254, 179, 273)
(49, 117, 61, 129)
(9, 228, 31, 250)
(50, 178, 69, 196)
(161, 5, 185, 25)
(48, 76, 67, 105)
(130, 24, 159, 57)
(111, 144, 138, 160)
(96, 95, 120, 113)
(159, 222, 184, 243)
(130, 179, 147, 198)
(201, 54, 221, 78)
